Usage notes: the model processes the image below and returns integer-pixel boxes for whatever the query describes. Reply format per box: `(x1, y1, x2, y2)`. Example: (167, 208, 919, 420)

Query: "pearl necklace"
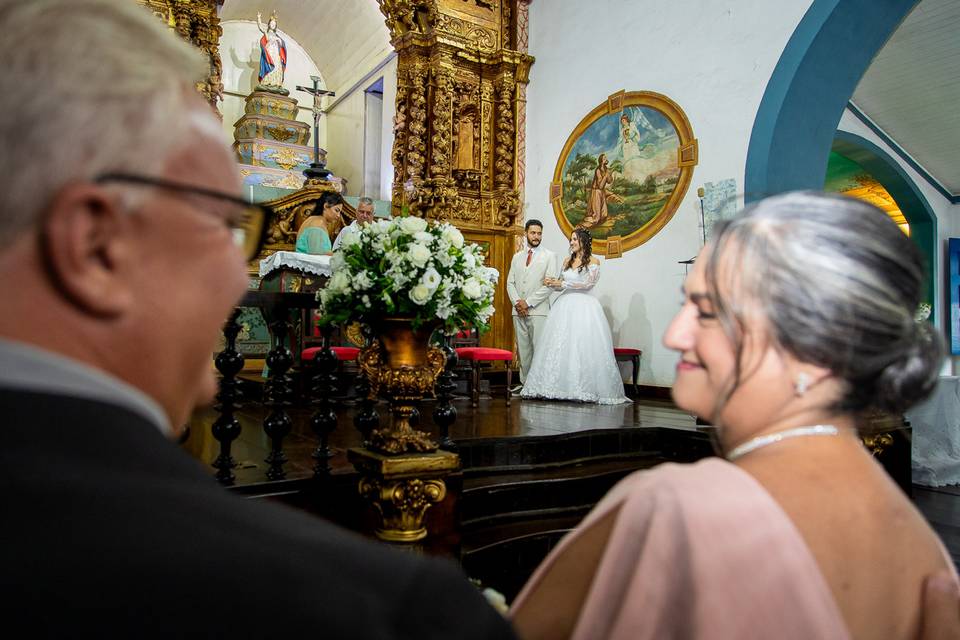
(725, 424, 840, 461)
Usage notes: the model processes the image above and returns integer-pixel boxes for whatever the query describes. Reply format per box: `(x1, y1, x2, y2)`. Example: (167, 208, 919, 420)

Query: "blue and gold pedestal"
(233, 90, 327, 191)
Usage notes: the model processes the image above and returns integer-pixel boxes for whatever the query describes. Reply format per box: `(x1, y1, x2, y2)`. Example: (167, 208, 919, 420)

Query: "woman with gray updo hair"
(511, 192, 957, 640)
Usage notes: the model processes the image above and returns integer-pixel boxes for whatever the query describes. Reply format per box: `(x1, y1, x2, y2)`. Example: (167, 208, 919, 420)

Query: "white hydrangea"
(340, 229, 361, 248)
(330, 251, 345, 271)
(463, 251, 477, 269)
(384, 249, 404, 268)
(386, 263, 412, 288)
(408, 242, 431, 268)
(435, 248, 456, 268)
(353, 271, 373, 290)
(328, 270, 351, 294)
(399, 216, 428, 235)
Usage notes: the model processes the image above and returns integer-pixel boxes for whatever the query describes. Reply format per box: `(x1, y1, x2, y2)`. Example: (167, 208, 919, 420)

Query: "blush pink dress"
(511, 458, 852, 639)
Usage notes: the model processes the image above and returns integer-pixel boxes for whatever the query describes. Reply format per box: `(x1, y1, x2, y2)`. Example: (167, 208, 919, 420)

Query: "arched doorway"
(829, 131, 937, 311)
(743, 0, 935, 314)
(744, 0, 918, 197)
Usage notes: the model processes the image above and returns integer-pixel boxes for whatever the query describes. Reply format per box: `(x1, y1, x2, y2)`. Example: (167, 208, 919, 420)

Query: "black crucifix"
(295, 75, 336, 180)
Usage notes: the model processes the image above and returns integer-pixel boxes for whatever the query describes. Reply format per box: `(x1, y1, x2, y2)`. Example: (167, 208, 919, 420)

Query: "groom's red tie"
(526, 249, 533, 266)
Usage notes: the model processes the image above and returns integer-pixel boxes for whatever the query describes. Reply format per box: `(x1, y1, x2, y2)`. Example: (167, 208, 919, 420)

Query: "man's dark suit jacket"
(0, 389, 516, 638)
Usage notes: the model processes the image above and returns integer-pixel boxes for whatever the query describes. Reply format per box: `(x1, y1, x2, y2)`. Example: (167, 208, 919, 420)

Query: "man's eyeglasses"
(94, 173, 273, 261)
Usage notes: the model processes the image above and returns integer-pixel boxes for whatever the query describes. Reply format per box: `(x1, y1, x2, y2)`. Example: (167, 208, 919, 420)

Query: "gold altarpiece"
(136, 0, 224, 110)
(378, 0, 534, 352)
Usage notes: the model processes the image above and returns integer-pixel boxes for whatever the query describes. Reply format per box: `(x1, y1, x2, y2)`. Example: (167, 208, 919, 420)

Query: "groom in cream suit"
(507, 219, 560, 391)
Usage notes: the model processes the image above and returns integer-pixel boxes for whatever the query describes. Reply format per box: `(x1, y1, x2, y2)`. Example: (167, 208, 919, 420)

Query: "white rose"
(463, 251, 476, 269)
(409, 283, 432, 305)
(421, 267, 441, 291)
(399, 216, 428, 235)
(442, 225, 464, 248)
(414, 231, 433, 245)
(408, 242, 431, 268)
(462, 277, 483, 300)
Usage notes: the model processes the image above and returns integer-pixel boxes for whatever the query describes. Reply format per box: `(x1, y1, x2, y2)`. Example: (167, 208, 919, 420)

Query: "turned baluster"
(353, 327, 380, 445)
(262, 305, 294, 480)
(310, 335, 339, 476)
(433, 338, 459, 451)
(212, 309, 245, 485)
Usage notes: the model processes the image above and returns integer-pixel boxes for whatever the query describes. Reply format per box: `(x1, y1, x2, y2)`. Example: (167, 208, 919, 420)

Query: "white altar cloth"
(907, 375, 960, 486)
(258, 251, 332, 279)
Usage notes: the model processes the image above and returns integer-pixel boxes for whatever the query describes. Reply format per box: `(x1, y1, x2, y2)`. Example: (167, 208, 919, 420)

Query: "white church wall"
(526, 0, 813, 387)
(837, 110, 960, 373)
(326, 89, 365, 195)
(326, 56, 398, 200)
(380, 57, 399, 203)
(219, 21, 326, 150)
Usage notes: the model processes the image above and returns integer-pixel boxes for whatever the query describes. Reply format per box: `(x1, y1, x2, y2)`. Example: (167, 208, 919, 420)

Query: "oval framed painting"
(550, 90, 698, 255)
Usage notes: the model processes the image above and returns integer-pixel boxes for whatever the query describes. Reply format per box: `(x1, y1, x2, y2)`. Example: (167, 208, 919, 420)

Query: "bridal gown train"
(521, 263, 630, 404)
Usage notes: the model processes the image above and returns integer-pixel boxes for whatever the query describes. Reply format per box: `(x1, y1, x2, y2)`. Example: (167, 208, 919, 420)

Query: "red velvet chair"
(453, 330, 513, 407)
(301, 346, 361, 363)
(613, 348, 642, 396)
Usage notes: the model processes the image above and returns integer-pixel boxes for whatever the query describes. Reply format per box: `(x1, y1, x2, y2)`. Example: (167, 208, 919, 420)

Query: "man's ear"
(40, 183, 136, 317)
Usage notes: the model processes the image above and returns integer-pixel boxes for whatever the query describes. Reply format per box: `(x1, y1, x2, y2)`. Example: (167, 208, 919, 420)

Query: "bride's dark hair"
(566, 227, 592, 272)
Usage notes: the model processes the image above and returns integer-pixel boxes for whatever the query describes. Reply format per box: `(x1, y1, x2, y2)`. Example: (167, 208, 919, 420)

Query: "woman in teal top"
(296, 191, 343, 255)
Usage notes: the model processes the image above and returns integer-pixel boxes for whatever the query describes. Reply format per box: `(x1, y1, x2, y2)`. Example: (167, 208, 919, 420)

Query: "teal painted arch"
(832, 130, 937, 315)
(744, 0, 918, 199)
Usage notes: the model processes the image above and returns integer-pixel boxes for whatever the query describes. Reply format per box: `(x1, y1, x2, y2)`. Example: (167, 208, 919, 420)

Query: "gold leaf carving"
(265, 126, 296, 143)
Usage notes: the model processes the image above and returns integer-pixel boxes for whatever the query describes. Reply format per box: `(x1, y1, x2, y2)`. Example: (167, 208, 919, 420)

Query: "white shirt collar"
(0, 338, 171, 436)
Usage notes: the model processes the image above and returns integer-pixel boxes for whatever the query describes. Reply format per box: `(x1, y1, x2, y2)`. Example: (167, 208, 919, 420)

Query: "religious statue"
(454, 113, 475, 170)
(256, 11, 288, 95)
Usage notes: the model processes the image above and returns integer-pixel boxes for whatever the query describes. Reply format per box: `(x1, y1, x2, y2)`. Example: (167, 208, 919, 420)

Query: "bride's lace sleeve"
(563, 263, 600, 290)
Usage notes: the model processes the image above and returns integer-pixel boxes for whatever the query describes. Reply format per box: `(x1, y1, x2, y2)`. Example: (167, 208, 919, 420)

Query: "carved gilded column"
(377, 0, 535, 353)
(136, 0, 224, 111)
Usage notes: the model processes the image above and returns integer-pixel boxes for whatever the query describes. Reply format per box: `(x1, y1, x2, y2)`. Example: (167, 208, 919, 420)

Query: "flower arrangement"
(317, 215, 497, 334)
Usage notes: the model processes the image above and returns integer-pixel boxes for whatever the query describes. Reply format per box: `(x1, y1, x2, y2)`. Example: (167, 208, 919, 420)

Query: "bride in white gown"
(521, 229, 630, 404)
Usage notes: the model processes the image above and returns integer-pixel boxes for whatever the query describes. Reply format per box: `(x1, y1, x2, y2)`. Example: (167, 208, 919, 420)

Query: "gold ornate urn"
(358, 317, 447, 454)
(350, 316, 460, 543)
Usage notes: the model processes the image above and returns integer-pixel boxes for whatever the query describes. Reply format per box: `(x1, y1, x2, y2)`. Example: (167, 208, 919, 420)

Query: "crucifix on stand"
(295, 75, 336, 180)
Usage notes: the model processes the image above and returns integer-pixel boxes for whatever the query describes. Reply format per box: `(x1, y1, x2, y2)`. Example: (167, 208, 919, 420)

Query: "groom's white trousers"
(513, 314, 549, 384)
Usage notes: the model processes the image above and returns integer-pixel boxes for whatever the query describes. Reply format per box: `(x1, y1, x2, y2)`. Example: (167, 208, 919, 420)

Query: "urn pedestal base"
(348, 447, 460, 543)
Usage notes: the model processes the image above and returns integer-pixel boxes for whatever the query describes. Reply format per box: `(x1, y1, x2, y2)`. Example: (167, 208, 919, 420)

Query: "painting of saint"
(552, 92, 697, 253)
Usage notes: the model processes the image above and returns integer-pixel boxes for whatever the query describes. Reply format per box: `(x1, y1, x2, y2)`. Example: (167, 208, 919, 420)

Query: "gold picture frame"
(551, 90, 698, 255)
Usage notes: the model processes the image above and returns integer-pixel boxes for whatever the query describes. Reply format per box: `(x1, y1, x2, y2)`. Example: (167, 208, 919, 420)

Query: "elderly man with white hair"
(0, 2, 515, 637)
(333, 195, 377, 250)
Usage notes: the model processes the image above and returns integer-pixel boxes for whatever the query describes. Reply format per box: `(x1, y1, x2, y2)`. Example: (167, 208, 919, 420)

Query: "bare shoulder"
(589, 256, 601, 265)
